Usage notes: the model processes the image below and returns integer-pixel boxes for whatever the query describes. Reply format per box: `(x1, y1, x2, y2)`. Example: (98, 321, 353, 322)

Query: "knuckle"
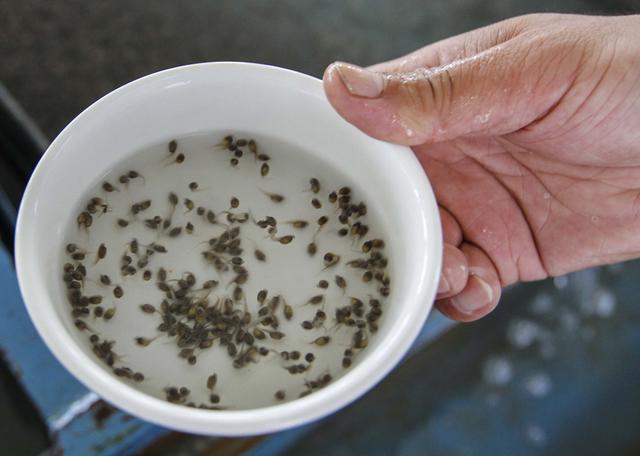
(434, 68, 455, 117)
(393, 67, 455, 120)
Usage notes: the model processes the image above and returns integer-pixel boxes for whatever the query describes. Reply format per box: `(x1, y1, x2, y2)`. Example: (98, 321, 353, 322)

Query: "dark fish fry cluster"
(62, 134, 390, 408)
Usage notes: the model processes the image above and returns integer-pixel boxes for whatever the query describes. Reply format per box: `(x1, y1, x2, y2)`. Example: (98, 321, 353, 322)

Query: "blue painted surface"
(56, 412, 167, 456)
(0, 244, 84, 420)
(268, 266, 640, 455)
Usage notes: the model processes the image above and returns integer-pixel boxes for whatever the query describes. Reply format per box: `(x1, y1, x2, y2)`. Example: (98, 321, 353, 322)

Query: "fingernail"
(334, 62, 385, 98)
(437, 275, 450, 295)
(451, 275, 493, 314)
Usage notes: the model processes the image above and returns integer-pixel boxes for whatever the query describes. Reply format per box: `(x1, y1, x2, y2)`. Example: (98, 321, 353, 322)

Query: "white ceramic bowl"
(15, 62, 442, 436)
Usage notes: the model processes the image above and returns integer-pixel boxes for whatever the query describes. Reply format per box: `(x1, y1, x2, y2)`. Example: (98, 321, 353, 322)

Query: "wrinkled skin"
(323, 14, 640, 321)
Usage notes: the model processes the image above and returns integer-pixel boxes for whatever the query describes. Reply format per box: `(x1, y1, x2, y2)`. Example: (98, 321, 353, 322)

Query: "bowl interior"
(16, 62, 441, 435)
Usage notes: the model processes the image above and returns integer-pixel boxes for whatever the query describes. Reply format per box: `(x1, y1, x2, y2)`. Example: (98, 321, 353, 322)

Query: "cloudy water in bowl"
(61, 132, 391, 409)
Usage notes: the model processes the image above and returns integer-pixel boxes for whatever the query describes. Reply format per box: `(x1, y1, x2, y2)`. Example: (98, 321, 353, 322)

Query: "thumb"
(323, 43, 572, 145)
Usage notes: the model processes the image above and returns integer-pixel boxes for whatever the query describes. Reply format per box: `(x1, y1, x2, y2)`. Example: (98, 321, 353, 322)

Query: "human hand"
(323, 13, 640, 321)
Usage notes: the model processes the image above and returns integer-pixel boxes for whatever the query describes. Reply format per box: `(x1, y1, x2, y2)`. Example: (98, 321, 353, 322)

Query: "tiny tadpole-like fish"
(102, 181, 118, 192)
(317, 279, 329, 289)
(135, 336, 155, 347)
(311, 198, 322, 209)
(100, 274, 111, 286)
(113, 285, 123, 298)
(307, 242, 317, 256)
(232, 286, 244, 301)
(222, 135, 233, 148)
(129, 238, 139, 254)
(168, 192, 179, 207)
(286, 220, 308, 229)
(103, 308, 116, 320)
(96, 243, 107, 261)
(77, 211, 93, 229)
(74, 319, 89, 331)
(202, 279, 218, 289)
(323, 252, 340, 268)
(113, 367, 132, 378)
(230, 197, 240, 208)
(335, 275, 347, 291)
(307, 295, 324, 305)
(276, 235, 294, 245)
(268, 295, 281, 311)
(188, 181, 199, 191)
(151, 243, 167, 253)
(117, 218, 129, 227)
(269, 330, 285, 340)
(254, 249, 266, 262)
(275, 390, 286, 401)
(71, 252, 85, 261)
(139, 304, 156, 314)
(312, 310, 326, 328)
(283, 303, 293, 320)
(127, 170, 143, 180)
(185, 222, 194, 234)
(353, 329, 369, 349)
(309, 178, 320, 193)
(169, 139, 177, 153)
(261, 163, 270, 177)
(311, 336, 331, 346)
(262, 190, 284, 203)
(207, 374, 218, 390)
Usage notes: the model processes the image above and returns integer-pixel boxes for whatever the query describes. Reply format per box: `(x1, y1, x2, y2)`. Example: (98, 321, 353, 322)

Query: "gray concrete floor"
(2, 0, 635, 139)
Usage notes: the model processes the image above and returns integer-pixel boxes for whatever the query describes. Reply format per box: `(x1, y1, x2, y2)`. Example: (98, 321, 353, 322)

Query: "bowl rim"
(14, 61, 442, 436)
